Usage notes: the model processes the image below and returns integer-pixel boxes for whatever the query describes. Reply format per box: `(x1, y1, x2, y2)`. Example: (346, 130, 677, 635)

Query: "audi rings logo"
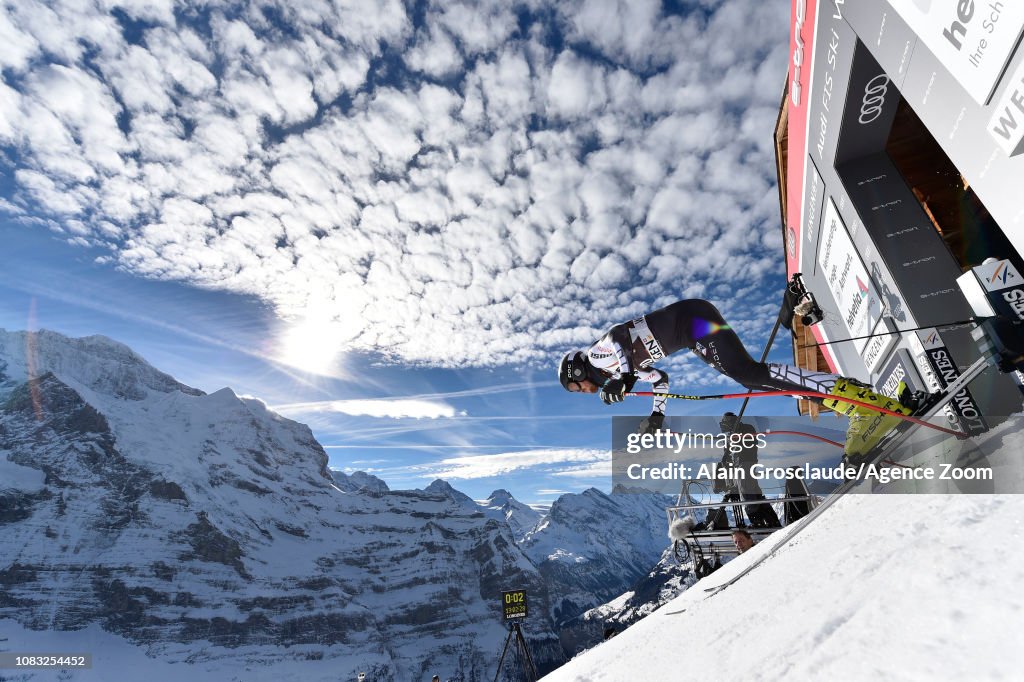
(858, 74, 890, 125)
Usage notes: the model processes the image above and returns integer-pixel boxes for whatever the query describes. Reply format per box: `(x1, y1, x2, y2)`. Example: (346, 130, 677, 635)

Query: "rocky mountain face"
(479, 489, 543, 542)
(558, 547, 696, 653)
(0, 330, 676, 680)
(520, 485, 674, 628)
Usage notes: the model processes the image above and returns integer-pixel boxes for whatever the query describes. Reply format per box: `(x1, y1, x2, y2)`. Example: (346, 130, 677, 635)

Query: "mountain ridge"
(0, 328, 677, 678)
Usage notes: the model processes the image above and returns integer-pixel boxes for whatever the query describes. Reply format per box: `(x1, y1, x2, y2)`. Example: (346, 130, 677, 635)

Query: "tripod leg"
(514, 623, 538, 681)
(493, 625, 515, 682)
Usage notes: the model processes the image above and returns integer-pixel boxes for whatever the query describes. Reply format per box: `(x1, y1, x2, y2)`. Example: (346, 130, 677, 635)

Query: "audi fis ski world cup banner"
(786, 0, 820, 277)
(886, 0, 1024, 105)
(502, 590, 528, 621)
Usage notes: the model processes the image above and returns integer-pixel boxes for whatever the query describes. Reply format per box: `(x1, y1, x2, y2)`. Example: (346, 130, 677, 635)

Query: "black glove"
(600, 377, 628, 404)
(638, 411, 665, 436)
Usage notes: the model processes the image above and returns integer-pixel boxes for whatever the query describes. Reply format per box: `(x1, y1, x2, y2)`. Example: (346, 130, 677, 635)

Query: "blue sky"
(0, 0, 835, 504)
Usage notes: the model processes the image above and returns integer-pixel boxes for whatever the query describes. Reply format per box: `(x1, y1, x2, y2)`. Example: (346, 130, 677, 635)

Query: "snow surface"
(0, 457, 46, 492)
(0, 620, 377, 682)
(544, 419, 1024, 682)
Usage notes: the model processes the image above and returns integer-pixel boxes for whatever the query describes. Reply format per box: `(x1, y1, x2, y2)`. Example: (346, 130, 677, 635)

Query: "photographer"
(719, 412, 780, 529)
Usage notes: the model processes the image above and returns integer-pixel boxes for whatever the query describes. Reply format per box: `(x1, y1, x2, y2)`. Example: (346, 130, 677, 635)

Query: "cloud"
(429, 448, 609, 479)
(275, 398, 462, 420)
(1, 0, 790, 371)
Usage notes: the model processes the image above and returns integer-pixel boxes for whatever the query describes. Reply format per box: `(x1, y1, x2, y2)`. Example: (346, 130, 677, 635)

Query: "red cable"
(626, 389, 964, 438)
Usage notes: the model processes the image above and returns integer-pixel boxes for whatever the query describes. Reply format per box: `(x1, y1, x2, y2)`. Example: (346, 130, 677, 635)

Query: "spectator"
(732, 528, 755, 554)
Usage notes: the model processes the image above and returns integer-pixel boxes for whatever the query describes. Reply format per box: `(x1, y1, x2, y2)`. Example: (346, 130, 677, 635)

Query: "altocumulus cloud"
(0, 0, 789, 372)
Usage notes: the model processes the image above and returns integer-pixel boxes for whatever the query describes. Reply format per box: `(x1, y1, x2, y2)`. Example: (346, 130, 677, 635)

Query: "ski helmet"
(559, 350, 591, 390)
(720, 411, 739, 433)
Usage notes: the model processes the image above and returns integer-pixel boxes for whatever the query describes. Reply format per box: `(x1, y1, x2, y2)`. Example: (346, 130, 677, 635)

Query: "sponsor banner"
(802, 155, 826, 255)
(966, 258, 1024, 322)
(988, 56, 1024, 155)
(787, 0, 821, 277)
(912, 329, 989, 436)
(908, 329, 963, 431)
(839, 153, 974, 327)
(808, 10, 858, 170)
(886, 0, 1024, 105)
(818, 197, 883, 353)
(842, 0, 919, 88)
(862, 317, 898, 373)
(836, 42, 902, 166)
(877, 348, 924, 398)
(976, 258, 1024, 293)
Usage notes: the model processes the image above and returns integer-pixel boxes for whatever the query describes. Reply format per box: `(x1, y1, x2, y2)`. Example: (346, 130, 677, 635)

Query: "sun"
(277, 316, 349, 377)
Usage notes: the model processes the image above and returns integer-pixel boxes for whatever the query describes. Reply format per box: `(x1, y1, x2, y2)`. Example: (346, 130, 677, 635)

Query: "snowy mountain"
(422, 478, 479, 509)
(480, 489, 543, 542)
(0, 329, 676, 680)
(521, 485, 674, 627)
(559, 546, 695, 653)
(345, 470, 390, 494)
(0, 330, 564, 680)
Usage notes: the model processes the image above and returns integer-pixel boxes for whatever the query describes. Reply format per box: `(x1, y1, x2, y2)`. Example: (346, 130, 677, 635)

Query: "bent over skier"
(558, 298, 915, 458)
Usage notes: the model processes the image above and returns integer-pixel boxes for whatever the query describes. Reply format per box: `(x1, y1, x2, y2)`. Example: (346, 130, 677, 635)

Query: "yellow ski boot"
(823, 378, 912, 462)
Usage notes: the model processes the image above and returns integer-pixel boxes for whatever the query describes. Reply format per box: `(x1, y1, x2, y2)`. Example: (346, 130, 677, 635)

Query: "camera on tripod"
(784, 273, 824, 327)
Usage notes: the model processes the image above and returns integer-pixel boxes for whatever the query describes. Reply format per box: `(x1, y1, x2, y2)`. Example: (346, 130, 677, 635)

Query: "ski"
(695, 355, 993, 598)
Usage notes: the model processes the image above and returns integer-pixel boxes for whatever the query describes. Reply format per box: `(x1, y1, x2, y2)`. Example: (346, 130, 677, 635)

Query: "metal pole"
(514, 623, 538, 682)
(737, 311, 785, 421)
(493, 625, 515, 682)
(796, 317, 981, 350)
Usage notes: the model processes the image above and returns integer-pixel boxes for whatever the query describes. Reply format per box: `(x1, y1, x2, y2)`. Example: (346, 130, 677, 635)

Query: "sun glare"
(277, 317, 348, 377)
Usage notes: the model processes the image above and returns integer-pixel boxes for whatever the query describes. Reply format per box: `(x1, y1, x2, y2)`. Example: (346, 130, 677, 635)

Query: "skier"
(558, 298, 917, 457)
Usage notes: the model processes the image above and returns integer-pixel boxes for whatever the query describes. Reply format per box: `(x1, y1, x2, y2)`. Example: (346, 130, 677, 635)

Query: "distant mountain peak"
(347, 470, 389, 494)
(487, 488, 514, 503)
(0, 328, 204, 401)
(423, 479, 476, 506)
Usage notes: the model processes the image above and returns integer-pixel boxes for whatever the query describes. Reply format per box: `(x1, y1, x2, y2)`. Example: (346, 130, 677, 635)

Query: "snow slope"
(544, 477, 1024, 678)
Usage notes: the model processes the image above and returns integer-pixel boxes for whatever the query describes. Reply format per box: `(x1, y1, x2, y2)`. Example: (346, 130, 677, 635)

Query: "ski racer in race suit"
(558, 299, 909, 448)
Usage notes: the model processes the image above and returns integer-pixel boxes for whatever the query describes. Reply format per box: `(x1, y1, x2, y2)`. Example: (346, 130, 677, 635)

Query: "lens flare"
(691, 318, 730, 339)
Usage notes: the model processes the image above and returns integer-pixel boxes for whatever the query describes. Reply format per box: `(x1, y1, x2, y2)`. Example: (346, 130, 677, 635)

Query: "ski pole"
(737, 303, 785, 421)
(625, 389, 965, 438)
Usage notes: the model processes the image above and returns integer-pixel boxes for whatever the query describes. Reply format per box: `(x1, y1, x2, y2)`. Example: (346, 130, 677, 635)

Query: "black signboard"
(502, 590, 527, 621)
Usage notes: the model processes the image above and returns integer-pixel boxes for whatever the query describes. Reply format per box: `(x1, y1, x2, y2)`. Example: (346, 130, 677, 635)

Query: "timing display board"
(502, 590, 528, 621)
